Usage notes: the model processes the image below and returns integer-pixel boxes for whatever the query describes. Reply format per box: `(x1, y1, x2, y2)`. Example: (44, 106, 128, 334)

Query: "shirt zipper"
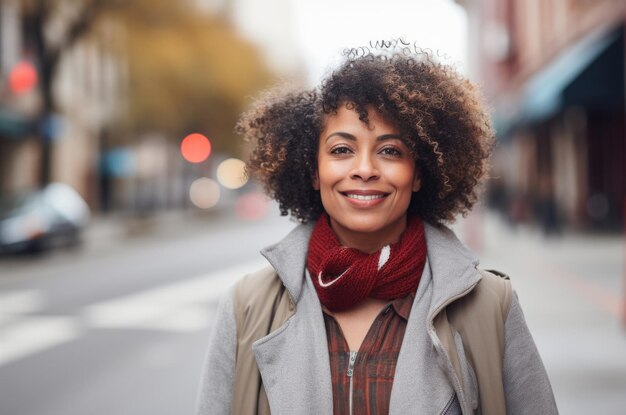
(347, 351, 357, 415)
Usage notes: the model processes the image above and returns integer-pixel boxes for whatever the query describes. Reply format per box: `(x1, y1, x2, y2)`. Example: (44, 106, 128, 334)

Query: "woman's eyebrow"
(377, 134, 403, 141)
(325, 131, 355, 142)
(324, 132, 403, 142)
(324, 131, 356, 141)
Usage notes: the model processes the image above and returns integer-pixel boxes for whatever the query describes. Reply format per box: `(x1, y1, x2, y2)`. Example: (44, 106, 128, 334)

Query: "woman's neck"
(329, 216, 408, 254)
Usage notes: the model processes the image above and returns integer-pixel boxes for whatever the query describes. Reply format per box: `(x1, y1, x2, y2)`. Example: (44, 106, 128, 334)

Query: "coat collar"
(260, 222, 313, 304)
(257, 220, 481, 415)
(260, 220, 481, 314)
(422, 223, 481, 318)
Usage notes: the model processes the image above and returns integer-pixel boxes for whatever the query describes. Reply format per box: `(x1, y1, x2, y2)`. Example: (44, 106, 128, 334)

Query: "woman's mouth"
(341, 191, 389, 207)
(345, 193, 385, 201)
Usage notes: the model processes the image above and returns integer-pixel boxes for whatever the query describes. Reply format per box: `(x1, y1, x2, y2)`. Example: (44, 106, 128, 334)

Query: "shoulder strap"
(445, 268, 512, 415)
(231, 266, 294, 415)
(477, 268, 513, 322)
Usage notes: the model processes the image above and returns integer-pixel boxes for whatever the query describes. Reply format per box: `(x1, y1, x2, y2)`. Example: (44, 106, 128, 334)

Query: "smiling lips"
(341, 190, 389, 207)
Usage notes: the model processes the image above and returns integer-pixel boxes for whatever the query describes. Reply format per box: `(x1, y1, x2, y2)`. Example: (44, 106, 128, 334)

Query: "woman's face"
(314, 104, 421, 253)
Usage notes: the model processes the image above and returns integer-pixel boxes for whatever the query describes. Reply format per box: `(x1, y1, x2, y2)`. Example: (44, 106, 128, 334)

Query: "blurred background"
(0, 0, 624, 414)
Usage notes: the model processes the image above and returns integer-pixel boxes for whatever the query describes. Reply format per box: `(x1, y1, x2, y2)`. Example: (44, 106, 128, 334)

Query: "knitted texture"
(307, 213, 426, 312)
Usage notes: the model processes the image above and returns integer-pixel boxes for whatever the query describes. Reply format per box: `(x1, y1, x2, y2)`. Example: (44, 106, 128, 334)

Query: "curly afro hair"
(238, 52, 494, 225)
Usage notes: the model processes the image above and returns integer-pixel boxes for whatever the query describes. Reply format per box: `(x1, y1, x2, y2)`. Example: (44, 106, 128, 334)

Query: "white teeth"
(346, 194, 385, 201)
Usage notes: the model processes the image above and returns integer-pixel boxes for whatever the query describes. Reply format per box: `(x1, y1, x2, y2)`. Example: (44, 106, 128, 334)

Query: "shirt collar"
(320, 291, 415, 320)
(390, 291, 415, 321)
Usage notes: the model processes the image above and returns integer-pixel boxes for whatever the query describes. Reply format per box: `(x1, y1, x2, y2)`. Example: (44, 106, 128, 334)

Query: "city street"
(1, 1, 624, 415)
(0, 207, 625, 414)
(0, 207, 296, 415)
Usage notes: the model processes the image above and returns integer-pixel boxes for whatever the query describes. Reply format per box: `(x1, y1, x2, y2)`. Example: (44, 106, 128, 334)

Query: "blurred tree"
(23, 0, 129, 186)
(23, 0, 274, 185)
(111, 0, 274, 156)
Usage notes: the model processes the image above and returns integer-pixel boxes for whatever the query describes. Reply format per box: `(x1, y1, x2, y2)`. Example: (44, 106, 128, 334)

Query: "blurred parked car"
(0, 183, 90, 254)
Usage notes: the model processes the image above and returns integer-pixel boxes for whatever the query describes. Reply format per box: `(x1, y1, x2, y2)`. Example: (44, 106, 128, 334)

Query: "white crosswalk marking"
(0, 290, 44, 314)
(0, 259, 268, 367)
(82, 259, 266, 330)
(0, 316, 80, 366)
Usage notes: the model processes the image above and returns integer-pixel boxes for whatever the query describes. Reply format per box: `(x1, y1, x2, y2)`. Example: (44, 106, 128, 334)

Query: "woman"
(196, 52, 558, 415)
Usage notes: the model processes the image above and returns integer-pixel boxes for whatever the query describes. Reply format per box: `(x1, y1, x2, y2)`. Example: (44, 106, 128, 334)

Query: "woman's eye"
(380, 147, 402, 157)
(330, 146, 352, 155)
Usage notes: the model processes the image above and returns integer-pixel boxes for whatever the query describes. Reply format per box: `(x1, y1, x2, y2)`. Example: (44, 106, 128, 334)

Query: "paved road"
(0, 207, 295, 415)
(1, 207, 625, 414)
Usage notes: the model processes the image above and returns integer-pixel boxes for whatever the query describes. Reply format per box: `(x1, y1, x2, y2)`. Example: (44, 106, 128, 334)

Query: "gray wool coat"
(196, 223, 558, 414)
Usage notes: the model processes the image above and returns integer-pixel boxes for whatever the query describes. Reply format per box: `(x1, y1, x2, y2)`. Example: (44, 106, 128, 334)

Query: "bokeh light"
(180, 133, 211, 163)
(235, 191, 269, 220)
(9, 61, 38, 95)
(216, 158, 248, 189)
(189, 178, 220, 209)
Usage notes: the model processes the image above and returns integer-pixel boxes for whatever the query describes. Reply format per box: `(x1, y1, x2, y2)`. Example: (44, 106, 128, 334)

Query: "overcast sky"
(292, 0, 468, 84)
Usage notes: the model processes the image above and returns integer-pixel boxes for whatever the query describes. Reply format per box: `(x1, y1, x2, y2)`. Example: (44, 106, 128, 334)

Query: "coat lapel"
(390, 259, 460, 414)
(252, 275, 333, 415)
(391, 224, 482, 415)
(257, 223, 332, 414)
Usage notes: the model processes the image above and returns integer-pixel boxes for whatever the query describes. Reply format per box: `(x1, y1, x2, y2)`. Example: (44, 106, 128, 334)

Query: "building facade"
(457, 0, 625, 231)
(0, 1, 124, 209)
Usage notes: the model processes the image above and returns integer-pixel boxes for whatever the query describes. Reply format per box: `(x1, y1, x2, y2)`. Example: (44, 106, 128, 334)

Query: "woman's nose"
(350, 153, 380, 182)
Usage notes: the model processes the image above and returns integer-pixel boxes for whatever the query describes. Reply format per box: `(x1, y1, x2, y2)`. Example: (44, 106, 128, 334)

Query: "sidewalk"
(456, 211, 626, 414)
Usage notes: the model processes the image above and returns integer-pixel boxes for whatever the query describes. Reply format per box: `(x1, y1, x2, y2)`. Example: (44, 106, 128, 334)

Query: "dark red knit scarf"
(307, 213, 427, 312)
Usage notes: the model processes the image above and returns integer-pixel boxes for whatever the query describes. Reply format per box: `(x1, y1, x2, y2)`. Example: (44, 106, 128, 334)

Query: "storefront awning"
(495, 25, 623, 138)
(519, 27, 622, 123)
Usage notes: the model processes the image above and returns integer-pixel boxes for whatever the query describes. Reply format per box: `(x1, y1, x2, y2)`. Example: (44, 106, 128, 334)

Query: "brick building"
(457, 0, 626, 230)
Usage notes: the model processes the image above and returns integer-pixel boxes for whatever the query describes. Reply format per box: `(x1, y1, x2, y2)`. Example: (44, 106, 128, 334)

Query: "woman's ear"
(412, 170, 421, 192)
(312, 171, 320, 190)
